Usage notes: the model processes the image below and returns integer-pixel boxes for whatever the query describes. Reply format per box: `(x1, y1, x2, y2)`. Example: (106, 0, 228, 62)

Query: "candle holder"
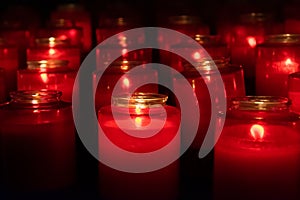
(17, 60, 76, 102)
(173, 58, 245, 150)
(0, 90, 75, 193)
(98, 92, 180, 200)
(27, 37, 81, 70)
(256, 34, 300, 97)
(94, 60, 158, 111)
(51, 3, 92, 53)
(214, 96, 300, 200)
(288, 71, 300, 114)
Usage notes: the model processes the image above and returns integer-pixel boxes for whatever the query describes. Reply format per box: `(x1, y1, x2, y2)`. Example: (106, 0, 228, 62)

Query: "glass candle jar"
(0, 38, 19, 99)
(50, 3, 92, 53)
(98, 93, 180, 200)
(214, 96, 300, 200)
(173, 58, 246, 150)
(289, 72, 300, 114)
(17, 60, 76, 102)
(94, 61, 158, 111)
(256, 34, 300, 97)
(37, 19, 83, 50)
(0, 90, 75, 193)
(27, 37, 81, 70)
(229, 13, 282, 95)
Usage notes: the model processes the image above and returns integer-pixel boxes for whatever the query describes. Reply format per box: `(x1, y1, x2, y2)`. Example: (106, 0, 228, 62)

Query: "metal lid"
(27, 60, 69, 70)
(263, 34, 300, 44)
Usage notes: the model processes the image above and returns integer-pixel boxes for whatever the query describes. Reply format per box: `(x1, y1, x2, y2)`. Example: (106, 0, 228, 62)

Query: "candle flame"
(40, 73, 49, 83)
(135, 104, 142, 115)
(135, 116, 142, 127)
(285, 58, 292, 65)
(246, 36, 256, 48)
(250, 124, 264, 140)
(193, 52, 201, 60)
(49, 48, 56, 56)
(122, 78, 130, 88)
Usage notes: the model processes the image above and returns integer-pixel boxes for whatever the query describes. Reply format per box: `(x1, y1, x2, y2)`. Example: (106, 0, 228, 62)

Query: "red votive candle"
(229, 13, 282, 95)
(17, 60, 76, 102)
(94, 60, 158, 111)
(98, 93, 180, 200)
(289, 72, 300, 114)
(214, 96, 300, 200)
(51, 3, 92, 53)
(0, 38, 19, 99)
(256, 34, 300, 97)
(27, 37, 81, 70)
(0, 90, 75, 193)
(173, 58, 246, 150)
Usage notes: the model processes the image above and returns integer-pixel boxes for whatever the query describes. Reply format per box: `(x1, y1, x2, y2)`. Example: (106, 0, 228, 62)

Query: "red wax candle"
(229, 13, 282, 95)
(0, 90, 75, 192)
(27, 37, 81, 70)
(0, 68, 5, 103)
(37, 19, 83, 50)
(17, 60, 76, 102)
(94, 61, 158, 111)
(289, 72, 300, 114)
(173, 58, 246, 150)
(50, 4, 92, 53)
(0, 39, 19, 99)
(256, 34, 300, 97)
(214, 96, 300, 200)
(98, 93, 180, 200)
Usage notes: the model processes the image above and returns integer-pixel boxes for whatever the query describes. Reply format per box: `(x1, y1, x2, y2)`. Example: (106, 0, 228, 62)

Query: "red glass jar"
(98, 93, 180, 200)
(27, 37, 81, 70)
(0, 38, 19, 99)
(94, 61, 158, 111)
(214, 96, 300, 200)
(228, 13, 282, 95)
(36, 19, 83, 50)
(0, 90, 75, 192)
(256, 34, 300, 97)
(173, 58, 246, 150)
(288, 72, 300, 114)
(17, 60, 76, 102)
(50, 4, 92, 53)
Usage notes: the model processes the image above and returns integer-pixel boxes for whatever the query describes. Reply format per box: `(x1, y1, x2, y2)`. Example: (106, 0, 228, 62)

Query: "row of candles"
(0, 2, 300, 200)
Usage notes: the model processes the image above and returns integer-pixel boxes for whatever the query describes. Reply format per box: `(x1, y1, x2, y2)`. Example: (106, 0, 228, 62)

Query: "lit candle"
(0, 90, 75, 193)
(94, 60, 158, 111)
(256, 34, 300, 97)
(289, 72, 300, 114)
(17, 60, 76, 102)
(98, 93, 180, 200)
(214, 96, 300, 200)
(27, 37, 81, 70)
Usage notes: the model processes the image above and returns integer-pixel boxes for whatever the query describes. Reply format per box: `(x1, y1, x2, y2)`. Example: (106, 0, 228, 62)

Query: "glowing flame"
(193, 52, 201, 60)
(285, 58, 293, 65)
(135, 104, 142, 114)
(122, 78, 130, 88)
(246, 36, 256, 48)
(120, 60, 129, 71)
(48, 48, 56, 56)
(250, 124, 264, 140)
(49, 37, 56, 47)
(135, 116, 142, 127)
(122, 49, 128, 56)
(118, 35, 127, 47)
(40, 73, 49, 83)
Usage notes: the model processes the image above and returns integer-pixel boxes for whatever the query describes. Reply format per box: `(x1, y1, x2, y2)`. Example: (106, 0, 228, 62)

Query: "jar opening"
(35, 37, 70, 46)
(10, 90, 62, 106)
(194, 34, 225, 45)
(113, 93, 168, 108)
(185, 57, 230, 72)
(264, 34, 300, 44)
(230, 96, 290, 111)
(27, 60, 69, 70)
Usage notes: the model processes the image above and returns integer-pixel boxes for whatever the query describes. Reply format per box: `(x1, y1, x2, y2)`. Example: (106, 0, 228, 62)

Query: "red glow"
(193, 52, 201, 60)
(250, 124, 264, 140)
(69, 29, 77, 36)
(40, 73, 49, 83)
(48, 48, 56, 56)
(246, 36, 257, 48)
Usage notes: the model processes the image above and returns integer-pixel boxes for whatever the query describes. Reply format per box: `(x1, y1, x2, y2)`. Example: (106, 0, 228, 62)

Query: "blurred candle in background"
(214, 96, 300, 200)
(0, 90, 75, 194)
(0, 68, 5, 103)
(27, 37, 81, 70)
(17, 60, 76, 102)
(51, 3, 92, 54)
(256, 34, 300, 97)
(288, 71, 300, 114)
(0, 38, 19, 100)
(98, 93, 180, 200)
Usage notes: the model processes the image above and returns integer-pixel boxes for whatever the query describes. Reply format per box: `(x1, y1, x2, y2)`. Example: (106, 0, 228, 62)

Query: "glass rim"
(263, 34, 300, 44)
(10, 90, 62, 104)
(27, 59, 69, 70)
